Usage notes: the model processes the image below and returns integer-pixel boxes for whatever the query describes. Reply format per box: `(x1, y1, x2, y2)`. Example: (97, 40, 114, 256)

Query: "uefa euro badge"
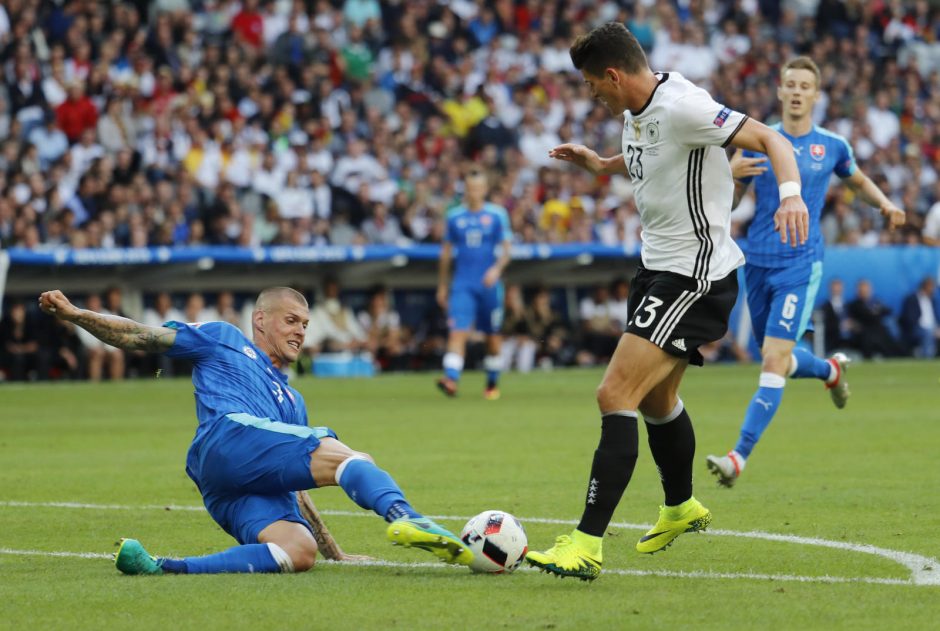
(633, 119, 641, 140)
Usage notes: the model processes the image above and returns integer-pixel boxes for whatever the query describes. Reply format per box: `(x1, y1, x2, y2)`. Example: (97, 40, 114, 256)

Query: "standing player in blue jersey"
(38, 287, 473, 575)
(436, 169, 512, 400)
(706, 57, 905, 487)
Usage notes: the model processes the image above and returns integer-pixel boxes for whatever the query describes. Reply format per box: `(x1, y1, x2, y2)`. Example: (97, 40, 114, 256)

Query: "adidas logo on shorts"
(671, 338, 687, 351)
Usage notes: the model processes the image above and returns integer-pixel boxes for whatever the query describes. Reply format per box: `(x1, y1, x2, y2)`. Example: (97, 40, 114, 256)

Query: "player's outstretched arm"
(845, 168, 906, 230)
(39, 290, 177, 353)
(548, 143, 628, 177)
(730, 119, 808, 247)
(295, 491, 372, 562)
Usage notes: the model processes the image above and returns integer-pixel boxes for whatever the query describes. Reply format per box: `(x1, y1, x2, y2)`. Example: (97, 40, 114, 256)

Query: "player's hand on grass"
(331, 552, 374, 562)
(773, 195, 809, 247)
(39, 290, 80, 320)
(881, 202, 906, 230)
(482, 266, 501, 288)
(730, 150, 767, 180)
(436, 285, 448, 310)
(548, 143, 603, 175)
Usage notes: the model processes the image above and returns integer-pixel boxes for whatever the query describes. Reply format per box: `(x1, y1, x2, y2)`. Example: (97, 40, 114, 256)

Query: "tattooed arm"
(39, 290, 177, 353)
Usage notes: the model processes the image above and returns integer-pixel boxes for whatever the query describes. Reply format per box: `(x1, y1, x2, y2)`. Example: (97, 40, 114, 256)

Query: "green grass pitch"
(2, 361, 938, 629)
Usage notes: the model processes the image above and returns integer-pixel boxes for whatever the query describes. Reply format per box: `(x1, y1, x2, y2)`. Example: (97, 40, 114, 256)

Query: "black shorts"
(626, 267, 739, 366)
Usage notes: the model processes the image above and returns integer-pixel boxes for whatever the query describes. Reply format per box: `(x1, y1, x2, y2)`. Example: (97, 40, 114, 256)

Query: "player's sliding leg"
(527, 335, 679, 580)
(114, 538, 295, 575)
(330, 453, 472, 565)
(637, 365, 711, 553)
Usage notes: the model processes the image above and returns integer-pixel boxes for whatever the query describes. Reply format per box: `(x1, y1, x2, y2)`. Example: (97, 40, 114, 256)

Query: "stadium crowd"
(2, 0, 940, 380)
(1, 0, 940, 251)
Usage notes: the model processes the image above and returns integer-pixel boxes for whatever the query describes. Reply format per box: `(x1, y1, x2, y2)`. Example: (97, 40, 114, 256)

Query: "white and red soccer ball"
(460, 510, 528, 574)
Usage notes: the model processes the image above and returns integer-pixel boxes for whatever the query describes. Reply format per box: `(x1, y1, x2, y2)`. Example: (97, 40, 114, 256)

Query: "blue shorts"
(448, 283, 504, 333)
(745, 261, 822, 347)
(186, 414, 337, 545)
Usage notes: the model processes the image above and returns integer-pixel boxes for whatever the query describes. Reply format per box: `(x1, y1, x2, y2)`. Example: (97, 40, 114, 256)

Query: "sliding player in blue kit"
(38, 287, 472, 574)
(706, 57, 905, 487)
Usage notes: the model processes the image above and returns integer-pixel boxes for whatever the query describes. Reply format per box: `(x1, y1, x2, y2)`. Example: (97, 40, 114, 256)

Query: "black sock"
(646, 408, 695, 506)
(576, 412, 639, 537)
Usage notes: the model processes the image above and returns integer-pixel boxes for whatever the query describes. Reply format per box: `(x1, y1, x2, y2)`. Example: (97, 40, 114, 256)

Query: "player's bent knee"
(290, 540, 318, 572)
(275, 538, 318, 572)
(596, 379, 633, 411)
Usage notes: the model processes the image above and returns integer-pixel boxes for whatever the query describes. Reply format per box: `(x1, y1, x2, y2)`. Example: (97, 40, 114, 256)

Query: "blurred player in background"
(436, 169, 511, 399)
(38, 287, 473, 575)
(525, 23, 808, 581)
(706, 57, 905, 487)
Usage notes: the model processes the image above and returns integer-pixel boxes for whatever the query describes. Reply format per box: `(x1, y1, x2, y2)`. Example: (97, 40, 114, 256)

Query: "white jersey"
(621, 72, 747, 281)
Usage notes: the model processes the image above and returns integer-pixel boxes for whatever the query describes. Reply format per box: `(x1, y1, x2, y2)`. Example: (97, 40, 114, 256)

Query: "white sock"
(443, 352, 464, 372)
(266, 543, 295, 573)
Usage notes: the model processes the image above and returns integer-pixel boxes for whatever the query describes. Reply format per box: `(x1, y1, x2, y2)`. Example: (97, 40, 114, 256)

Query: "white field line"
(0, 549, 911, 586)
(2, 500, 938, 586)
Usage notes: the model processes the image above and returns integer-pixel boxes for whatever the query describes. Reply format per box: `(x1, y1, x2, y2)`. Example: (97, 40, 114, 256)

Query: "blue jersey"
(445, 202, 511, 288)
(740, 124, 856, 268)
(164, 321, 308, 446)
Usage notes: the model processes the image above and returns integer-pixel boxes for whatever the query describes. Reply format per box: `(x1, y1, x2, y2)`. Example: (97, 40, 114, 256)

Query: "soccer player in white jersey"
(525, 22, 809, 581)
(705, 57, 905, 487)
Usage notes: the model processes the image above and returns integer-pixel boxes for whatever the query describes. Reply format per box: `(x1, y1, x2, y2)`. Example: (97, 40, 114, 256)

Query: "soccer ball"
(460, 510, 528, 574)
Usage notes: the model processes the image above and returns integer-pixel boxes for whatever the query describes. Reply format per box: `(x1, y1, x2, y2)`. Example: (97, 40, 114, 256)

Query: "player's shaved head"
(255, 287, 308, 313)
(570, 22, 647, 77)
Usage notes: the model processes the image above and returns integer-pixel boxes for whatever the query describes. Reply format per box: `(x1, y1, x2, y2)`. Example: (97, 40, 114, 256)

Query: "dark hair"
(570, 22, 647, 77)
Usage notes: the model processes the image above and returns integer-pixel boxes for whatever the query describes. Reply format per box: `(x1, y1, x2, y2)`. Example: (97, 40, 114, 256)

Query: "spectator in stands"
(526, 286, 570, 369)
(0, 301, 40, 381)
(42, 316, 82, 381)
(55, 80, 98, 143)
(358, 284, 406, 371)
(576, 284, 621, 366)
(143, 291, 184, 377)
(899, 277, 940, 358)
(924, 193, 940, 245)
(27, 110, 69, 169)
(184, 292, 216, 323)
(74, 294, 124, 381)
(214, 291, 243, 329)
(607, 277, 630, 331)
(500, 284, 537, 373)
(143, 291, 184, 328)
(846, 279, 904, 358)
(822, 278, 852, 354)
(361, 202, 405, 245)
(304, 277, 368, 356)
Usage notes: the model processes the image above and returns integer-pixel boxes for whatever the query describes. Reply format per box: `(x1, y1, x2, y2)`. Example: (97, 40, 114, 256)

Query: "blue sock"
(443, 352, 463, 382)
(484, 355, 501, 389)
(789, 347, 833, 381)
(160, 543, 281, 574)
(734, 372, 786, 459)
(337, 458, 422, 522)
